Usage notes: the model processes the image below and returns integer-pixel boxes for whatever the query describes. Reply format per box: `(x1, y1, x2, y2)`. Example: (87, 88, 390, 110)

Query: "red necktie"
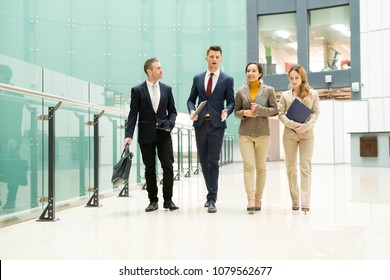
(206, 73, 214, 97)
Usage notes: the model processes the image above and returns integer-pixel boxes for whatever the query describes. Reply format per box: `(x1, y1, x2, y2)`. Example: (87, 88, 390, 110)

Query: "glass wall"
(0, 0, 247, 135)
(309, 6, 350, 72)
(258, 13, 297, 75)
(257, 5, 351, 75)
(0, 54, 129, 216)
(249, 0, 360, 99)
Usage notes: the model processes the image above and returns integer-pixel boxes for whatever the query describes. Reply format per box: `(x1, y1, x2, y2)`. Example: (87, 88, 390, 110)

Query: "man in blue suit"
(124, 58, 179, 212)
(187, 46, 235, 213)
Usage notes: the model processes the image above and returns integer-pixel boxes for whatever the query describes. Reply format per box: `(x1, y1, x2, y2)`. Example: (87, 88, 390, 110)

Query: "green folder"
(254, 95, 268, 106)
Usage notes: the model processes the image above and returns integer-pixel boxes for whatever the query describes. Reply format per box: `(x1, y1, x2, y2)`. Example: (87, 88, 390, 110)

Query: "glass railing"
(0, 82, 127, 220)
(0, 83, 235, 226)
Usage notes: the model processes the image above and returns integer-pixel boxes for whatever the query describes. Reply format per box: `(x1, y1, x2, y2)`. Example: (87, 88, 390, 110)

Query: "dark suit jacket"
(187, 71, 234, 128)
(125, 81, 177, 144)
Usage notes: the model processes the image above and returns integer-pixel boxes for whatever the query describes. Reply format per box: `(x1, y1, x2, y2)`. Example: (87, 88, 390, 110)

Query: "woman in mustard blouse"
(234, 62, 278, 212)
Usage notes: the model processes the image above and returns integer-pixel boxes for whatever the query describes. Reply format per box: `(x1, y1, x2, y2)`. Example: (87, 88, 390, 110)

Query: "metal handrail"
(0, 82, 126, 116)
(0, 82, 193, 129)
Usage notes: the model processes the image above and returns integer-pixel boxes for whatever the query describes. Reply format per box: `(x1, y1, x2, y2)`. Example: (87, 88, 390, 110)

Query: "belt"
(204, 115, 210, 120)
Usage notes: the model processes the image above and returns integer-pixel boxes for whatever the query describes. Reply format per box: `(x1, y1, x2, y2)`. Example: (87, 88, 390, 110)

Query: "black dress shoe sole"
(145, 204, 158, 212)
(145, 208, 158, 212)
(163, 206, 179, 211)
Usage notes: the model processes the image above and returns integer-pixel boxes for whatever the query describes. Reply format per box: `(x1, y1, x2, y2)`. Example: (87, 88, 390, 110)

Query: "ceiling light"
(331, 24, 350, 37)
(275, 30, 290, 39)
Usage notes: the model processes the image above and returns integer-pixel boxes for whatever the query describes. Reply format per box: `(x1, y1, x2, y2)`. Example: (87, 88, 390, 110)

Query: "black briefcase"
(111, 146, 133, 186)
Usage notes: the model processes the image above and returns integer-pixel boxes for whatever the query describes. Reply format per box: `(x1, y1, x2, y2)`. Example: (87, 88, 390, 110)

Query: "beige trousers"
(282, 128, 314, 208)
(239, 135, 270, 201)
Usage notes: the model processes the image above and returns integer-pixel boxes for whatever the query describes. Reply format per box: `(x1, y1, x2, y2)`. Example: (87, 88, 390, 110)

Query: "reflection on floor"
(0, 161, 389, 260)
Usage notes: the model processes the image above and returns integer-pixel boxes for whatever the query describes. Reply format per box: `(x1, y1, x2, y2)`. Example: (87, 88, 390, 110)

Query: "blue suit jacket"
(187, 71, 234, 128)
(125, 81, 177, 144)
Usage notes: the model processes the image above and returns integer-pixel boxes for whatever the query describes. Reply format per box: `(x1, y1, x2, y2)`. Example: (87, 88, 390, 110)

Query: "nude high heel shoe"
(301, 207, 310, 215)
(254, 200, 261, 211)
(292, 200, 300, 211)
(247, 199, 255, 213)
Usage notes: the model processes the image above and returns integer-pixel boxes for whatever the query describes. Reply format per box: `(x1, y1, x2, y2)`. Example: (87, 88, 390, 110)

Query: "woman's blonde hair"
(288, 64, 310, 100)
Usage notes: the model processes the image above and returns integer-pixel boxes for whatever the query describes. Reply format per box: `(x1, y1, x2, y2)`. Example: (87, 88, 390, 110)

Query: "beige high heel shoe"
(301, 207, 310, 215)
(254, 200, 261, 211)
(247, 199, 255, 212)
(292, 202, 300, 211)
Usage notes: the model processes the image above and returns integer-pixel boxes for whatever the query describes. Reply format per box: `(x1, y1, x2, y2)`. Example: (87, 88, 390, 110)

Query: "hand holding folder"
(286, 98, 312, 134)
(193, 100, 207, 116)
(286, 98, 311, 123)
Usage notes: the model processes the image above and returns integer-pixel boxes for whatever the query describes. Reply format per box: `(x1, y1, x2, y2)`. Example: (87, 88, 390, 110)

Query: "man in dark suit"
(124, 58, 179, 212)
(187, 46, 235, 213)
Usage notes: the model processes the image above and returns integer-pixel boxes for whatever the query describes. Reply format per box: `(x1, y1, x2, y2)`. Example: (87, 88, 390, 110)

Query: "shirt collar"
(146, 80, 159, 88)
(206, 69, 220, 78)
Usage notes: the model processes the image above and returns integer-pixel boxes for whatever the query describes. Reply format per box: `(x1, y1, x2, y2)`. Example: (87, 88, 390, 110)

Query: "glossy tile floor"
(0, 161, 389, 260)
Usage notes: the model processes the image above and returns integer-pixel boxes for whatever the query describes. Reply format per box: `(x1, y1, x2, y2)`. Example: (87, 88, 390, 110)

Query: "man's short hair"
(207, 45, 222, 56)
(144, 58, 159, 74)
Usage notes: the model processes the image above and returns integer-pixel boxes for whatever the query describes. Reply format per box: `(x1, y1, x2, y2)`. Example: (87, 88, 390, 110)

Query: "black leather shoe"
(204, 201, 209, 208)
(163, 201, 179, 211)
(145, 202, 158, 212)
(208, 201, 217, 213)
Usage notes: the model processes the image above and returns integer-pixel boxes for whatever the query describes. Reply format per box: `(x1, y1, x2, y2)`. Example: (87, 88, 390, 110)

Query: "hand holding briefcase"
(111, 145, 133, 186)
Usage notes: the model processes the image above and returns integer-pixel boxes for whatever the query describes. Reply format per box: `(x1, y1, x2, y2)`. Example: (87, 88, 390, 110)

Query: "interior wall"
(360, 0, 390, 133)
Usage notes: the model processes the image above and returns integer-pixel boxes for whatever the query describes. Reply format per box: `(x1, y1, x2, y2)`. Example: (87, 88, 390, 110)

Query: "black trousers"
(194, 120, 225, 203)
(139, 130, 174, 203)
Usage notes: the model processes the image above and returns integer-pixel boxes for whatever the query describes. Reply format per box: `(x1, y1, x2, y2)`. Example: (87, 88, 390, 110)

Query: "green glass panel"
(0, 1, 30, 61)
(52, 107, 91, 201)
(0, 54, 44, 215)
(71, 0, 107, 25)
(107, 28, 143, 94)
(71, 23, 107, 86)
(43, 68, 89, 102)
(0, 88, 32, 212)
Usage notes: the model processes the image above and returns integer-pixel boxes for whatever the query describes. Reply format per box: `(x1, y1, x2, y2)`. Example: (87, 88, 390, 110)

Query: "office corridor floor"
(0, 161, 389, 260)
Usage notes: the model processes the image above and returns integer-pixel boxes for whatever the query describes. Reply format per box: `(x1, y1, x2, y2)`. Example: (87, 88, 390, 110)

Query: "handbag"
(111, 146, 133, 186)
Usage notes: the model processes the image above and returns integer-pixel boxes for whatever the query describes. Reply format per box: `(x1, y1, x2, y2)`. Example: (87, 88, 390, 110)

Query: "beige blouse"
(278, 89, 320, 134)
